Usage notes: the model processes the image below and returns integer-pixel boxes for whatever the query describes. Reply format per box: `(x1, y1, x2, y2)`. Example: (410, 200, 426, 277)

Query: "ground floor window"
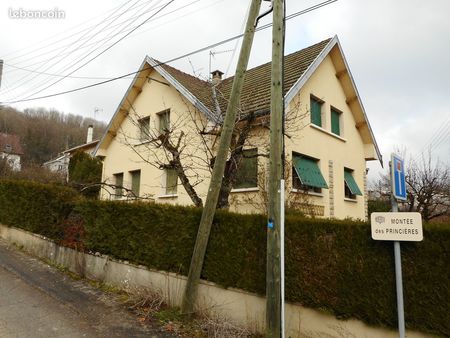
(292, 153, 328, 193)
(233, 148, 258, 189)
(344, 168, 362, 199)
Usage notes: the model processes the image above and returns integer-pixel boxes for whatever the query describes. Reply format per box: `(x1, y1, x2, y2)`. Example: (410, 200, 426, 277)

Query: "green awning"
(344, 170, 362, 195)
(293, 156, 328, 189)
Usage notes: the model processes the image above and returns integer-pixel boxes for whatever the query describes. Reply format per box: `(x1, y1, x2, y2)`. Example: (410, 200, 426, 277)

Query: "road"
(0, 238, 173, 338)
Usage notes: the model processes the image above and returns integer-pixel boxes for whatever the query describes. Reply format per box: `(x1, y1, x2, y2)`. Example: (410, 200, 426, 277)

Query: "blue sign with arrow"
(391, 154, 407, 201)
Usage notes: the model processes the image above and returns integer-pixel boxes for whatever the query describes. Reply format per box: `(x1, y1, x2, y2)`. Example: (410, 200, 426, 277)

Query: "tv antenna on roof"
(209, 50, 233, 80)
(93, 107, 103, 121)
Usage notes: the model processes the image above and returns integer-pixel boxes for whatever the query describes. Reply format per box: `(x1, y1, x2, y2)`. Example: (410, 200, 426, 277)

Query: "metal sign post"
(390, 154, 406, 338)
(372, 154, 425, 338)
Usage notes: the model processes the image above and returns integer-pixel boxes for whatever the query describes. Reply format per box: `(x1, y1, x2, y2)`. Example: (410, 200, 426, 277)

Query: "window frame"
(232, 148, 258, 190)
(310, 95, 324, 128)
(344, 168, 362, 200)
(292, 152, 327, 194)
(138, 116, 150, 142)
(129, 170, 141, 198)
(165, 168, 178, 195)
(157, 109, 170, 135)
(113, 172, 124, 199)
(330, 106, 343, 136)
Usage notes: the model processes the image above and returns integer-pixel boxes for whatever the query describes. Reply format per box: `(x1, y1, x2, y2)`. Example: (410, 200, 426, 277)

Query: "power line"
(0, 0, 337, 105)
(0, 0, 145, 60)
(1, 0, 221, 98)
(3, 0, 213, 81)
(1, 0, 145, 97)
(7, 0, 173, 101)
(4, 0, 173, 71)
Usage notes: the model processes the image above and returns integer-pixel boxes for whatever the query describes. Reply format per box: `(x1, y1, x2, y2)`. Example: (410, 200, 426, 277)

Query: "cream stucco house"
(95, 36, 381, 220)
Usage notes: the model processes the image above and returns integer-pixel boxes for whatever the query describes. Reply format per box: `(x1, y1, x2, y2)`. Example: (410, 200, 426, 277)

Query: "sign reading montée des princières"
(371, 212, 423, 242)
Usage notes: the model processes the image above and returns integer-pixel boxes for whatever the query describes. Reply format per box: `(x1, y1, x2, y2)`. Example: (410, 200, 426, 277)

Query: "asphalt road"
(0, 238, 173, 338)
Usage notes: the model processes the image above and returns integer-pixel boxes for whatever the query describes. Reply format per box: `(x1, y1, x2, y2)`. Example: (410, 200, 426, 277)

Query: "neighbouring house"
(0, 132, 23, 171)
(95, 36, 382, 220)
(43, 125, 99, 178)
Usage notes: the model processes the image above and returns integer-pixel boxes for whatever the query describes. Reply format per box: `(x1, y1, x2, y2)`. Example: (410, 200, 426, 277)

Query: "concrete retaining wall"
(0, 224, 430, 337)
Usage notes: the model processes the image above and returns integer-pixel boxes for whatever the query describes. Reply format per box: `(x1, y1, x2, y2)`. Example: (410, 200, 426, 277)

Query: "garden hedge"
(0, 180, 448, 336)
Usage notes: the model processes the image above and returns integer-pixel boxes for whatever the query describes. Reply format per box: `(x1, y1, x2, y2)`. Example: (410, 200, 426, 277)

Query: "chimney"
(211, 70, 224, 86)
(86, 125, 93, 143)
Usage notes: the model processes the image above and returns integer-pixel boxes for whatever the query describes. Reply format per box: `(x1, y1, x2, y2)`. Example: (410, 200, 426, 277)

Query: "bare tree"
(371, 150, 450, 221)
(405, 152, 449, 221)
(114, 90, 308, 210)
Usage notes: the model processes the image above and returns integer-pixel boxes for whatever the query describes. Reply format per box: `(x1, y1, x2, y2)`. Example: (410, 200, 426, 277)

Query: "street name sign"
(371, 212, 423, 241)
(391, 154, 407, 201)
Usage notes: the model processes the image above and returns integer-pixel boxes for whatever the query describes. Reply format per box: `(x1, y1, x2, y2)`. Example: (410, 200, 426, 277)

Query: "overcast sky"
(0, 0, 449, 182)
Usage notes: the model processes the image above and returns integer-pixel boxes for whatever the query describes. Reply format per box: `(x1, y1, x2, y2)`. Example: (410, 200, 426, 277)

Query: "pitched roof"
(64, 140, 99, 155)
(222, 38, 332, 115)
(0, 133, 23, 155)
(96, 36, 381, 163)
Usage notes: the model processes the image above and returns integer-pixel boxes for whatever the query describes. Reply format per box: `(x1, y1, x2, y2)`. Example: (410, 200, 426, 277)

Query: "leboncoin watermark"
(9, 8, 65, 19)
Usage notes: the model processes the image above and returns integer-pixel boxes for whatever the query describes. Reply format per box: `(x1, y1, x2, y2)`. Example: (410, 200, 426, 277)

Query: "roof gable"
(96, 36, 381, 164)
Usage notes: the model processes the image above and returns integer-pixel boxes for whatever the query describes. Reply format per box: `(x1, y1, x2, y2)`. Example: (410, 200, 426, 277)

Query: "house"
(0, 133, 23, 171)
(43, 125, 99, 178)
(95, 36, 381, 220)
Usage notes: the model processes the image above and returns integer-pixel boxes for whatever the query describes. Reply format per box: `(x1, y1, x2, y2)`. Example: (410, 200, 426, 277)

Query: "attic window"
(310, 96, 323, 127)
(158, 110, 170, 134)
(138, 117, 150, 141)
(330, 107, 342, 136)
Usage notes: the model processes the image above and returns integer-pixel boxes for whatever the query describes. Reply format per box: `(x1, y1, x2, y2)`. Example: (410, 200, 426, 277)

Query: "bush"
(68, 151, 102, 198)
(0, 179, 80, 238)
(0, 180, 448, 335)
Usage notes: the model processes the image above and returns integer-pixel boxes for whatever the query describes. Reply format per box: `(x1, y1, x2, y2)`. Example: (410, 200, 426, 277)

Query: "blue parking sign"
(391, 154, 407, 201)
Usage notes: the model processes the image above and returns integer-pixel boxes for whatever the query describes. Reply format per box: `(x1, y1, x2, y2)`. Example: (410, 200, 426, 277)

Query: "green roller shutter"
(114, 173, 123, 197)
(166, 169, 178, 195)
(344, 169, 362, 195)
(234, 148, 258, 189)
(310, 97, 322, 127)
(293, 155, 328, 189)
(331, 109, 340, 135)
(131, 170, 141, 197)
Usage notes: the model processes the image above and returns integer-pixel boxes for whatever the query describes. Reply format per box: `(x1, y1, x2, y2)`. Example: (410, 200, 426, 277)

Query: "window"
(130, 170, 141, 197)
(233, 148, 258, 189)
(310, 96, 323, 127)
(158, 110, 170, 134)
(292, 153, 328, 193)
(113, 173, 124, 198)
(4, 144, 12, 152)
(331, 107, 342, 136)
(165, 168, 177, 195)
(344, 168, 362, 199)
(138, 117, 150, 141)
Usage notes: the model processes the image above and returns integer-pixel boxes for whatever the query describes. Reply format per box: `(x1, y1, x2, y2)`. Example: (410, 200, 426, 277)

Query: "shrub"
(68, 151, 102, 198)
(0, 179, 80, 238)
(0, 180, 448, 335)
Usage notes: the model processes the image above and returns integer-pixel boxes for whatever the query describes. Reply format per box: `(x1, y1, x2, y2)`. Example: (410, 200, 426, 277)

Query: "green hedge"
(0, 180, 80, 238)
(0, 180, 448, 336)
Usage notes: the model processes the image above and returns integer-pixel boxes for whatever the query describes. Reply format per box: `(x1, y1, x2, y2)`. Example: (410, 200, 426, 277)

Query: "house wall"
(229, 55, 368, 220)
(101, 56, 370, 220)
(100, 70, 211, 204)
(0, 152, 21, 171)
(285, 55, 367, 220)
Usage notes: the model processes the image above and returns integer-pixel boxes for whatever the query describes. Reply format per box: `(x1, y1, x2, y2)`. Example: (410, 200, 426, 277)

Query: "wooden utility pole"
(181, 0, 263, 315)
(266, 0, 284, 336)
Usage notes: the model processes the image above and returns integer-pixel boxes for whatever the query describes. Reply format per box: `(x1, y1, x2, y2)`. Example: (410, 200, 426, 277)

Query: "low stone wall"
(0, 224, 430, 338)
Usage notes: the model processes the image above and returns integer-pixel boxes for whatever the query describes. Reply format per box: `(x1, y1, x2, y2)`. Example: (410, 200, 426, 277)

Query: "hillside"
(0, 105, 107, 165)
